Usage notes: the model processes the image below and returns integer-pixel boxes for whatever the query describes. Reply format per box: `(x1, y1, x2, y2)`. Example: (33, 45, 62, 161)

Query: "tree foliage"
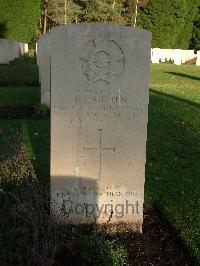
(138, 0, 199, 49)
(0, 0, 40, 43)
(82, 0, 125, 24)
(39, 0, 199, 50)
(41, 0, 149, 32)
(48, 0, 82, 25)
(190, 4, 200, 50)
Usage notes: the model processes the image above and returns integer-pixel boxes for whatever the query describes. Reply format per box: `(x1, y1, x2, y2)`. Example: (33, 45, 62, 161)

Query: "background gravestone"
(50, 24, 151, 230)
(37, 34, 51, 107)
(196, 51, 200, 66)
(151, 48, 160, 64)
(173, 49, 182, 65)
(0, 38, 28, 64)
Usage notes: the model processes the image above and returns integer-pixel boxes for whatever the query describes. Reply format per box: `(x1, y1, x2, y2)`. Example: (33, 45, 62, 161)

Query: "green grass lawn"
(0, 62, 199, 108)
(0, 54, 39, 86)
(0, 119, 50, 185)
(0, 86, 40, 107)
(148, 64, 200, 262)
(147, 91, 200, 261)
(0, 63, 199, 262)
(150, 63, 200, 104)
(0, 54, 40, 107)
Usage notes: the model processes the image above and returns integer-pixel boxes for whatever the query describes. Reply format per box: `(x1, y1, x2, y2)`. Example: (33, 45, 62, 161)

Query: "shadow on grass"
(146, 91, 200, 263)
(166, 71, 200, 81)
(0, 174, 99, 265)
(150, 89, 200, 109)
(0, 89, 199, 262)
(25, 90, 200, 262)
(0, 119, 50, 185)
(21, 119, 50, 185)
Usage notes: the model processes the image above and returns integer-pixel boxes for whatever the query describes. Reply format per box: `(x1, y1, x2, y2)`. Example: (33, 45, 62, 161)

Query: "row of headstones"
(37, 33, 51, 106)
(0, 38, 28, 64)
(38, 43, 200, 108)
(37, 24, 152, 230)
(151, 48, 200, 66)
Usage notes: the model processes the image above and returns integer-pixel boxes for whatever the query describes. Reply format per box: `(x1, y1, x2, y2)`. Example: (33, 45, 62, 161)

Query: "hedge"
(0, 0, 40, 43)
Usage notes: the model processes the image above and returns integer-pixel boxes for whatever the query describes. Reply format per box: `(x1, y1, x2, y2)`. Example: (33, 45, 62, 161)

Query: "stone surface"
(0, 38, 28, 64)
(196, 51, 200, 66)
(37, 34, 51, 107)
(180, 50, 187, 64)
(151, 48, 160, 64)
(180, 49, 196, 64)
(159, 49, 166, 63)
(173, 49, 182, 65)
(50, 24, 151, 229)
(19, 43, 29, 54)
(164, 49, 174, 62)
(151, 48, 196, 65)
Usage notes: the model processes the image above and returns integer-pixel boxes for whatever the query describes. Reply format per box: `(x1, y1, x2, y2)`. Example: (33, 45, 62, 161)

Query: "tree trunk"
(64, 0, 67, 25)
(43, 0, 48, 34)
(134, 0, 139, 27)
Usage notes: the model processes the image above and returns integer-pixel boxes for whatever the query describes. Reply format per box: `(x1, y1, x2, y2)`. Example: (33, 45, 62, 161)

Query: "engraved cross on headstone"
(83, 129, 115, 179)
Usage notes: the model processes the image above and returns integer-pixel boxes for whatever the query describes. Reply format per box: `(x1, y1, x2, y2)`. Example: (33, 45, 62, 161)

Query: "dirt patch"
(111, 204, 191, 265)
(54, 204, 193, 265)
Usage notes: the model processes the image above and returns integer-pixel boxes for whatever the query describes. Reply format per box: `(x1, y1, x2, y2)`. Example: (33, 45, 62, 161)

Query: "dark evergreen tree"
(39, 0, 199, 50)
(123, 0, 149, 26)
(48, 0, 82, 25)
(0, 0, 40, 43)
(43, 0, 150, 30)
(190, 4, 200, 50)
(176, 0, 199, 49)
(81, 0, 125, 24)
(138, 0, 199, 49)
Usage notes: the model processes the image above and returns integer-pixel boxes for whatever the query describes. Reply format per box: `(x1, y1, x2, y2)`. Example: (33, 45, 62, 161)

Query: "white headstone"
(196, 51, 200, 66)
(164, 49, 174, 62)
(37, 34, 51, 107)
(0, 38, 28, 64)
(151, 48, 160, 64)
(173, 49, 182, 65)
(19, 43, 29, 54)
(180, 50, 187, 64)
(159, 49, 166, 63)
(50, 24, 151, 230)
(185, 50, 195, 62)
(0, 39, 10, 64)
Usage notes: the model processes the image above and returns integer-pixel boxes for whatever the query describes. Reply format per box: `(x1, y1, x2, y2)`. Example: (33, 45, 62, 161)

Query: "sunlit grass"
(0, 62, 199, 262)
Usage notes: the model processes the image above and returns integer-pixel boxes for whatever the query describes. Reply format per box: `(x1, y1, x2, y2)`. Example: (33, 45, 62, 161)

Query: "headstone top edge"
(38, 33, 50, 43)
(49, 23, 152, 37)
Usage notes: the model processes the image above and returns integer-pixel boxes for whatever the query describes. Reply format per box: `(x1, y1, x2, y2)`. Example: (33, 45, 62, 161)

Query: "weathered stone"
(37, 34, 51, 107)
(50, 24, 151, 230)
(151, 48, 160, 64)
(173, 49, 182, 65)
(196, 51, 200, 66)
(0, 38, 28, 64)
